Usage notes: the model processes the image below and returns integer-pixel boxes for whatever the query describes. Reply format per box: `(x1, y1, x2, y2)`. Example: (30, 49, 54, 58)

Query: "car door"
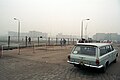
(99, 46, 108, 65)
(110, 45, 116, 62)
(99, 46, 113, 66)
(105, 45, 113, 63)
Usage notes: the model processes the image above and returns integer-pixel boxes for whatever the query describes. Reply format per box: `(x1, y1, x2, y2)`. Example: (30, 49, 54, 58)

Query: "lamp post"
(14, 18, 20, 43)
(81, 19, 90, 39)
(85, 22, 88, 39)
(14, 18, 20, 54)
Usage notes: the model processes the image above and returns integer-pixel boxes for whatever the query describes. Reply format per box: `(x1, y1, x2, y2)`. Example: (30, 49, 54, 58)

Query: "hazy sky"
(0, 0, 120, 37)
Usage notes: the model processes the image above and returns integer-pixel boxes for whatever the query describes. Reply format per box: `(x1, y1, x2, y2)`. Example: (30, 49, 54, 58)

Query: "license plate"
(80, 60, 88, 65)
(80, 62, 83, 65)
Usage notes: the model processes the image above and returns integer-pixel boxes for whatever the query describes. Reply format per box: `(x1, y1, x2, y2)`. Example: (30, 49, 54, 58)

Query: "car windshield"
(72, 45, 96, 56)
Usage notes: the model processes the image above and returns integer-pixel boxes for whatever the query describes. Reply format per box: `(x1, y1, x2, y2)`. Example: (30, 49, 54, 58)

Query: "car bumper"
(67, 60, 103, 68)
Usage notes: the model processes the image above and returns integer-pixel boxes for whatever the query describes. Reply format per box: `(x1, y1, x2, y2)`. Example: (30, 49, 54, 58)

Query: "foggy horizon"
(0, 0, 120, 37)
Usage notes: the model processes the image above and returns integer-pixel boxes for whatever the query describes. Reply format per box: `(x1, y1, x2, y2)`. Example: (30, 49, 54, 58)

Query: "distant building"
(8, 31, 28, 37)
(93, 33, 106, 40)
(29, 31, 48, 38)
(8, 31, 18, 37)
(56, 33, 79, 39)
(93, 33, 120, 41)
(8, 31, 48, 39)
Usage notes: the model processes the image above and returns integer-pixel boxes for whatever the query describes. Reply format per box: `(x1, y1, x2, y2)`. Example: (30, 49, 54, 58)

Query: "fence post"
(45, 37, 47, 50)
(71, 39, 72, 45)
(38, 37, 39, 46)
(68, 38, 69, 45)
(8, 36, 10, 50)
(2, 45, 3, 57)
(25, 36, 27, 47)
(33, 43, 35, 53)
(56, 38, 58, 45)
(18, 44, 20, 55)
(48, 37, 50, 46)
(0, 45, 3, 58)
(73, 38, 74, 45)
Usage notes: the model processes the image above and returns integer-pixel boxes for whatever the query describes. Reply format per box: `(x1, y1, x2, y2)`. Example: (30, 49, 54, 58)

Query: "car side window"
(73, 46, 80, 54)
(106, 45, 111, 53)
(100, 46, 107, 56)
(110, 45, 114, 51)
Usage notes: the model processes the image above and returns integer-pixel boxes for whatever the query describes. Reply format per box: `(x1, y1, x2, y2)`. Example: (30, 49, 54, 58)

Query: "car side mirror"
(73, 51, 78, 54)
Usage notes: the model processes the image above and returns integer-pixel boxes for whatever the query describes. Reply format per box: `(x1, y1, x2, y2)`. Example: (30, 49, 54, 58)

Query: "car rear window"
(72, 45, 96, 56)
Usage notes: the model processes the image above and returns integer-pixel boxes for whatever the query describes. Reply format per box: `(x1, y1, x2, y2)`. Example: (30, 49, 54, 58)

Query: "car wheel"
(101, 62, 108, 73)
(113, 58, 117, 63)
(101, 66, 106, 73)
(74, 64, 79, 67)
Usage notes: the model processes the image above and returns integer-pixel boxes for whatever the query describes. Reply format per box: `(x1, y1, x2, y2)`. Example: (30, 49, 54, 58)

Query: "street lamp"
(14, 18, 20, 44)
(14, 18, 20, 55)
(81, 19, 90, 39)
(85, 23, 88, 39)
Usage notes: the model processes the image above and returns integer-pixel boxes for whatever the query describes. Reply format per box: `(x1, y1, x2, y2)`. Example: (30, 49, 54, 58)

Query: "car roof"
(76, 43, 111, 47)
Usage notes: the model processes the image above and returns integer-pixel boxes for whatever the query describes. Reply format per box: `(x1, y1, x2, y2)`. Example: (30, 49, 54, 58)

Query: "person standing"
(63, 38, 66, 46)
(60, 38, 63, 47)
(28, 37, 31, 44)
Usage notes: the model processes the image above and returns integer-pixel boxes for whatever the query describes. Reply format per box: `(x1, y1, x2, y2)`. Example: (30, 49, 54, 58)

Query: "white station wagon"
(67, 43, 119, 72)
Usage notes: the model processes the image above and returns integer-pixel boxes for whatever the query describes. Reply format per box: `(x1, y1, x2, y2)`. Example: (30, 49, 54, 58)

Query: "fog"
(0, 0, 120, 37)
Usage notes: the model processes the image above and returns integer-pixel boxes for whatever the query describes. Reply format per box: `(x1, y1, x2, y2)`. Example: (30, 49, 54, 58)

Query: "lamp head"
(14, 18, 17, 20)
(86, 19, 90, 20)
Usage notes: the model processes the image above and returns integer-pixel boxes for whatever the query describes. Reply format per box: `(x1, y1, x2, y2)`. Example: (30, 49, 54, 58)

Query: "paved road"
(0, 45, 120, 80)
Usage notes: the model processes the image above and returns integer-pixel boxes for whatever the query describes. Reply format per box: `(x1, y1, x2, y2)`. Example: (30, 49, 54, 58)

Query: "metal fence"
(0, 36, 78, 50)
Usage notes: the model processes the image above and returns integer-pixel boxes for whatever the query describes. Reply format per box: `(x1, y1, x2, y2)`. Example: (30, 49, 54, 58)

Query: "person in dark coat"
(60, 38, 63, 47)
(28, 37, 31, 44)
(63, 38, 66, 46)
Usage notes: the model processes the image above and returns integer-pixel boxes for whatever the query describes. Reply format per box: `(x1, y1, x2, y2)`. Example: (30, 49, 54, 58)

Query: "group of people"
(60, 38, 66, 46)
(28, 37, 31, 44)
(78, 38, 92, 43)
(22, 37, 31, 44)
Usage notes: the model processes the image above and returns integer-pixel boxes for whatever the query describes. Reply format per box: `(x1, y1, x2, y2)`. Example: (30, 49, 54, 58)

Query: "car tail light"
(96, 59, 99, 65)
(68, 55, 70, 61)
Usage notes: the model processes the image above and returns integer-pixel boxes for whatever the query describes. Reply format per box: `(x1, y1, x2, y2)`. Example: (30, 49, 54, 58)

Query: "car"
(67, 43, 119, 72)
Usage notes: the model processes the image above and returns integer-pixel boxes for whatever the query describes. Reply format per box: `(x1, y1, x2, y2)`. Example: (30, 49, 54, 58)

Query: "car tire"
(113, 58, 117, 63)
(100, 62, 108, 73)
(101, 66, 106, 73)
(74, 64, 79, 67)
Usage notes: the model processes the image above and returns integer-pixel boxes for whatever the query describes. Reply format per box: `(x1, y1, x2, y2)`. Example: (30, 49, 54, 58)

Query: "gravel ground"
(0, 45, 120, 80)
